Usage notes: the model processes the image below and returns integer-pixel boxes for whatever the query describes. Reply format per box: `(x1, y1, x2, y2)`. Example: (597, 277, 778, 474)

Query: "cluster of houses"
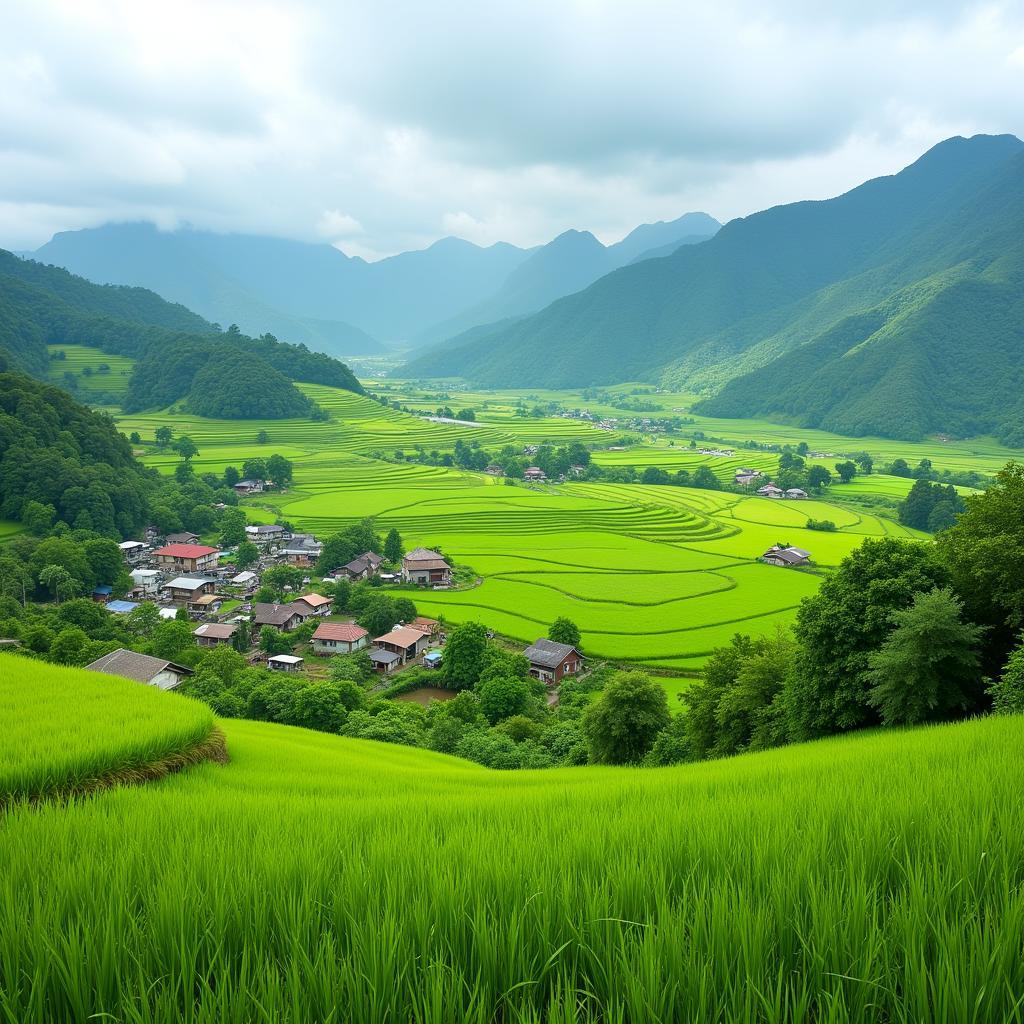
(732, 470, 807, 500)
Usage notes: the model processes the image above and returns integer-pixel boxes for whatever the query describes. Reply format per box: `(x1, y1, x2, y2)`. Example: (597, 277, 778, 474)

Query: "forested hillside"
(404, 134, 1024, 442)
(0, 252, 363, 416)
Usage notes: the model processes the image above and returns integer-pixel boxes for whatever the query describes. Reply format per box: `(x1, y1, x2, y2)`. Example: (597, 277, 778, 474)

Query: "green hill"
(1, 654, 1022, 1022)
(403, 135, 1024, 442)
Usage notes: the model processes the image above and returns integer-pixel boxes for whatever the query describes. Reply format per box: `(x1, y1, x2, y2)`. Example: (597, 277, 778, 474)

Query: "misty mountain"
(403, 135, 1024, 442)
(414, 213, 718, 347)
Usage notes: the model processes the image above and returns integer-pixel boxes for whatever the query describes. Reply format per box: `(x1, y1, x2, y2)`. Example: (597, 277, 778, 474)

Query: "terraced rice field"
(46, 344, 135, 395)
(117, 385, 937, 668)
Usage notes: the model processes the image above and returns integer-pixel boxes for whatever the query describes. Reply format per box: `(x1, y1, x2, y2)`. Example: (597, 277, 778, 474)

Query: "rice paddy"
(110, 379, 952, 668)
(46, 344, 136, 396)
(1, 670, 1022, 1023)
(0, 655, 215, 803)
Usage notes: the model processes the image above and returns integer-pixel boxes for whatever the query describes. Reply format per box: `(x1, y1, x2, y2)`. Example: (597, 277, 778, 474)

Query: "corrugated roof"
(374, 626, 427, 648)
(154, 544, 218, 559)
(194, 623, 237, 638)
(368, 647, 402, 665)
(523, 637, 580, 669)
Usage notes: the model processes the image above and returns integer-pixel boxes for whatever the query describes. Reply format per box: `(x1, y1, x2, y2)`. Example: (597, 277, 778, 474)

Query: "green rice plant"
(0, 655, 217, 804)
(0, 681, 1022, 1023)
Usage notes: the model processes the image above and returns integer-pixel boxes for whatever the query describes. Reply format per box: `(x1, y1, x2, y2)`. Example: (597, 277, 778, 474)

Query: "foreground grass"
(1, 681, 1022, 1021)
(0, 655, 215, 803)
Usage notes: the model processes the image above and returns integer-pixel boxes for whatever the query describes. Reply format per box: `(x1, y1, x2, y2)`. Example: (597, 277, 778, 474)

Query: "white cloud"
(0, 0, 1021, 253)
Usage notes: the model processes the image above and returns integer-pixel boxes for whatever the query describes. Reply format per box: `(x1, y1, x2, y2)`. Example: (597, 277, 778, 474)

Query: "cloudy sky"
(1, 0, 1023, 258)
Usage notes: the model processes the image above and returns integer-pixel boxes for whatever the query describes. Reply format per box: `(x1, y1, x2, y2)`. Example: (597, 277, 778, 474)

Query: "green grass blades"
(0, 654, 214, 803)
(1, 712, 1022, 1022)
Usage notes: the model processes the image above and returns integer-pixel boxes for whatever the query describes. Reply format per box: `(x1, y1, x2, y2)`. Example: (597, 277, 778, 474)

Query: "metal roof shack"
(85, 648, 193, 690)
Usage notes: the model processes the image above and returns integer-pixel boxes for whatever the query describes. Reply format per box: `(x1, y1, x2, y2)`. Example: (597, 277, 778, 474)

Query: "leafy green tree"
(806, 466, 832, 491)
(232, 619, 251, 653)
(988, 639, 1024, 714)
(38, 564, 79, 604)
(174, 462, 194, 483)
(234, 540, 260, 569)
(478, 675, 531, 724)
(785, 538, 949, 739)
(691, 465, 721, 490)
(259, 626, 293, 656)
(195, 644, 247, 686)
(644, 715, 692, 766)
(317, 519, 381, 574)
(219, 508, 248, 547)
(0, 556, 31, 605)
(853, 452, 874, 475)
(834, 461, 857, 484)
(83, 538, 124, 586)
(548, 617, 581, 648)
(356, 593, 399, 637)
(256, 430, 269, 444)
(266, 454, 294, 489)
(889, 458, 911, 478)
(260, 565, 305, 601)
(443, 621, 489, 690)
(582, 671, 669, 765)
(899, 479, 964, 531)
(148, 620, 196, 661)
(124, 602, 161, 638)
(173, 435, 199, 461)
(242, 458, 268, 481)
(223, 465, 241, 487)
(155, 426, 173, 447)
(48, 626, 93, 665)
(21, 500, 55, 534)
(383, 528, 403, 564)
(865, 588, 985, 725)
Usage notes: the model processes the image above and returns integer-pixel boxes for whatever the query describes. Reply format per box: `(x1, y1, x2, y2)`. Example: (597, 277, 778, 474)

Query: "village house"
(756, 484, 785, 499)
(293, 593, 332, 617)
(484, 464, 504, 476)
(734, 469, 761, 487)
(165, 531, 200, 546)
(762, 545, 812, 567)
(785, 488, 808, 499)
(523, 638, 584, 685)
(246, 524, 287, 547)
(85, 648, 193, 691)
(401, 548, 452, 587)
(119, 540, 148, 565)
(153, 543, 219, 574)
(192, 593, 224, 614)
(267, 654, 304, 673)
(373, 626, 431, 664)
(311, 622, 368, 655)
(253, 602, 307, 632)
(336, 551, 383, 581)
(409, 616, 441, 639)
(130, 568, 162, 596)
(193, 622, 238, 647)
(230, 570, 259, 592)
(368, 647, 402, 674)
(278, 534, 322, 567)
(91, 585, 112, 604)
(163, 577, 218, 605)
(233, 479, 265, 495)
(523, 466, 547, 481)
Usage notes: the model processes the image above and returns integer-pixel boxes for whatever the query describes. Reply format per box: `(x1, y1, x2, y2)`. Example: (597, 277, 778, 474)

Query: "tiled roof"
(313, 622, 368, 642)
(85, 648, 192, 688)
(194, 623, 237, 639)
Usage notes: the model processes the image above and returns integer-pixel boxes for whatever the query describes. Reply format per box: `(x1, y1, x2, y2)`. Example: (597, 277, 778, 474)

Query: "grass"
(0, 654, 216, 804)
(0, 663, 1022, 1022)
(46, 344, 136, 396)
(112, 386, 943, 669)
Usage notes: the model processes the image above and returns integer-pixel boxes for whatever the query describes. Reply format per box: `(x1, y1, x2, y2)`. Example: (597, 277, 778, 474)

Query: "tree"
(899, 479, 964, 532)
(260, 565, 305, 600)
(865, 588, 985, 726)
(549, 617, 581, 648)
(318, 520, 381, 574)
(155, 426, 173, 447)
(38, 564, 79, 604)
(129, 431, 142, 445)
(266, 454, 294, 489)
(219, 508, 248, 547)
(854, 452, 874, 475)
(21, 500, 55, 534)
(242, 458, 268, 481)
(259, 626, 294, 656)
(234, 540, 260, 569)
(383, 528, 403, 564)
(478, 675, 531, 724)
(174, 462, 194, 483)
(889, 458, 912, 478)
(49, 626, 92, 665)
(83, 538, 124, 586)
(356, 593, 399, 637)
(582, 671, 670, 764)
(173, 435, 199, 461)
(443, 622, 489, 690)
(692, 465, 721, 490)
(785, 538, 949, 739)
(256, 430, 269, 444)
(834, 461, 857, 484)
(806, 466, 832, 491)
(223, 465, 241, 488)
(0, 556, 31, 605)
(988, 639, 1024, 714)
(148, 620, 195, 661)
(232, 619, 251, 653)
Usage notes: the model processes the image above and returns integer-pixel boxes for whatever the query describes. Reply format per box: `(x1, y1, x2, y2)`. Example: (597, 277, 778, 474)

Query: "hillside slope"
(1, 659, 1022, 1021)
(404, 135, 1024, 441)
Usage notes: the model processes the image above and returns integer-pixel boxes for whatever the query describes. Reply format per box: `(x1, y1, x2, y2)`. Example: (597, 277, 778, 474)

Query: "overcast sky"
(1, 1, 1023, 258)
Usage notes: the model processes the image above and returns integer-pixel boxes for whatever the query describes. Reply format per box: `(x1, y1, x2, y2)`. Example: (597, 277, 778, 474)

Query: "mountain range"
(405, 134, 1024, 443)
(28, 214, 719, 355)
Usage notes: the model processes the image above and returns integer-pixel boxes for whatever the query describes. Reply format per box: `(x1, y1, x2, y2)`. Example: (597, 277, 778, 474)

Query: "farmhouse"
(484, 464, 503, 476)
(278, 534, 322, 566)
(91, 585, 112, 603)
(246, 524, 287, 547)
(402, 548, 452, 586)
(119, 540, 148, 564)
(165, 531, 200, 545)
(374, 626, 431, 663)
(230, 570, 259, 591)
(153, 543, 219, 574)
(163, 577, 217, 605)
(130, 568, 162, 595)
(293, 593, 332, 617)
(267, 654, 303, 673)
(233, 479, 265, 495)
(193, 622, 238, 647)
(410, 616, 441, 638)
(337, 551, 383, 581)
(762, 545, 812, 567)
(524, 466, 547, 481)
(311, 622, 368, 655)
(734, 469, 761, 487)
(523, 639, 583, 684)
(85, 648, 193, 691)
(253, 603, 307, 632)
(756, 484, 785, 498)
(368, 647, 402, 674)
(785, 488, 808, 499)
